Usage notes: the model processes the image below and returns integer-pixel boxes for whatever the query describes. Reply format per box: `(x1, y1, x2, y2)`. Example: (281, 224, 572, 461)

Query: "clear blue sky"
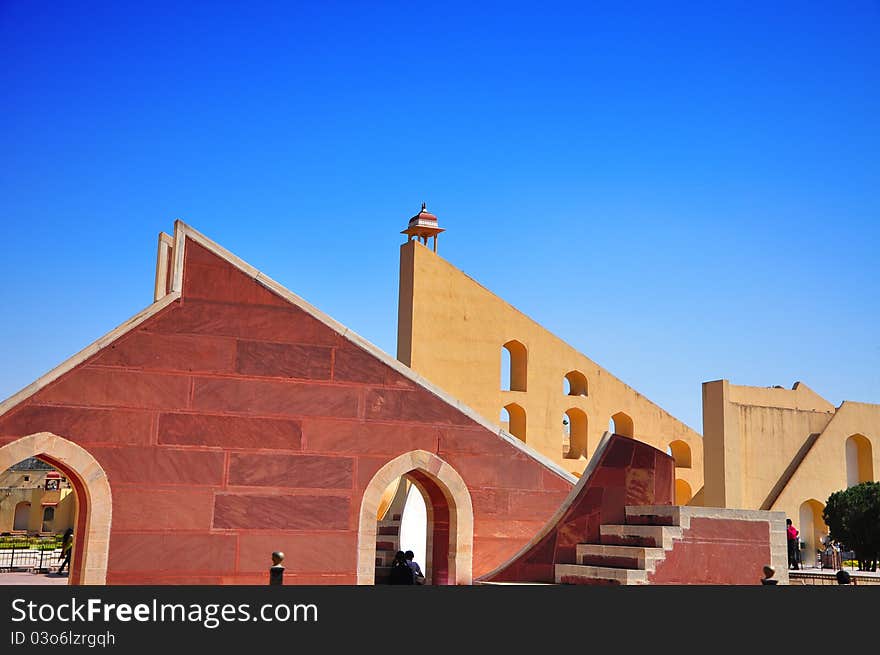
(1, 1, 878, 432)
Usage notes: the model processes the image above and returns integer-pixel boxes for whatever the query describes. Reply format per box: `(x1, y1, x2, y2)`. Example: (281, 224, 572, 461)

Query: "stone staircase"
(374, 514, 402, 584)
(554, 506, 681, 585)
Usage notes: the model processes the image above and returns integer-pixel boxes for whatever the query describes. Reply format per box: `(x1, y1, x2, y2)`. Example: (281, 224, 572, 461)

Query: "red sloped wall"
(0, 238, 572, 584)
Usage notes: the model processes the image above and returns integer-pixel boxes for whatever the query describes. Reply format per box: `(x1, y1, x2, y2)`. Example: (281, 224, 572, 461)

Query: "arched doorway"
(563, 371, 588, 397)
(845, 434, 873, 487)
(501, 403, 527, 443)
(563, 408, 588, 460)
(501, 340, 528, 392)
(357, 450, 473, 585)
(798, 499, 826, 570)
(667, 440, 692, 468)
(675, 479, 692, 505)
(0, 433, 111, 585)
(609, 412, 634, 438)
(12, 502, 31, 531)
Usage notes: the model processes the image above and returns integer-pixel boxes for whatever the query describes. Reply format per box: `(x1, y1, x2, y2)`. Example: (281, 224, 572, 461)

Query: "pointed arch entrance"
(0, 432, 111, 584)
(357, 450, 473, 585)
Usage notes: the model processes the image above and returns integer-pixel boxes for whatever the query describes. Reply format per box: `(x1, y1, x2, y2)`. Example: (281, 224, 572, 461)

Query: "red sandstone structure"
(0, 221, 785, 585)
(0, 222, 573, 585)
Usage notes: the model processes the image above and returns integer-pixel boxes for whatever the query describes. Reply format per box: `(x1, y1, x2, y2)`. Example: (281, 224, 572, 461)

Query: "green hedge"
(0, 535, 63, 550)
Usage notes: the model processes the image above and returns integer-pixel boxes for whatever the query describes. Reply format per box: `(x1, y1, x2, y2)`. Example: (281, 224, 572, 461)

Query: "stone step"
(624, 505, 679, 526)
(576, 544, 666, 570)
(475, 581, 557, 586)
(555, 563, 648, 585)
(599, 524, 682, 549)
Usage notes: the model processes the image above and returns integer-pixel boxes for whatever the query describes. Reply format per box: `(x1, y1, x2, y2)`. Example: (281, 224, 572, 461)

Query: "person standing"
(57, 528, 73, 574)
(786, 519, 800, 570)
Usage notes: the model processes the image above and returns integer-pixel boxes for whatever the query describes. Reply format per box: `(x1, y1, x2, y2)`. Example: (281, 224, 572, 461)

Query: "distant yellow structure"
(396, 206, 878, 558)
(703, 380, 879, 563)
(0, 459, 76, 535)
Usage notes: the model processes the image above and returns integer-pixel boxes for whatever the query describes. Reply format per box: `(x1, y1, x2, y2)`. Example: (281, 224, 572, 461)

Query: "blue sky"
(1, 1, 878, 432)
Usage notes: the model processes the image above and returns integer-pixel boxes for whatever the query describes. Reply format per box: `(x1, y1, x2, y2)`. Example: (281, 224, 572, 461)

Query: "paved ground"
(2, 566, 877, 586)
(0, 571, 69, 585)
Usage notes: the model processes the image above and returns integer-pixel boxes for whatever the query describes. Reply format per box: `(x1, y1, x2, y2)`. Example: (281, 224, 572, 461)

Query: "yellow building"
(396, 206, 703, 503)
(703, 380, 879, 564)
(0, 458, 77, 536)
(396, 206, 878, 556)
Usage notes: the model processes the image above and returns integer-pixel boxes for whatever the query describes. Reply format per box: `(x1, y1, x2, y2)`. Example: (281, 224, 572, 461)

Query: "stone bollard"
(269, 551, 285, 586)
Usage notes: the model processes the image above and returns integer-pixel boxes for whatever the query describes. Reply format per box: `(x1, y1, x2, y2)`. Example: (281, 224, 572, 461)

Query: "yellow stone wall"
(397, 239, 703, 497)
(702, 379, 879, 560)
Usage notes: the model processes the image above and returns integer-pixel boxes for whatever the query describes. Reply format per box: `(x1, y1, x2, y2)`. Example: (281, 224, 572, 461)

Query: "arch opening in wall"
(675, 479, 692, 505)
(398, 480, 428, 581)
(563, 408, 588, 460)
(845, 434, 873, 487)
(563, 371, 588, 397)
(798, 499, 827, 570)
(1, 457, 77, 541)
(501, 340, 527, 392)
(358, 450, 474, 586)
(13, 502, 31, 531)
(502, 403, 527, 443)
(41, 505, 56, 533)
(609, 412, 634, 438)
(0, 433, 112, 585)
(372, 476, 430, 584)
(667, 440, 692, 469)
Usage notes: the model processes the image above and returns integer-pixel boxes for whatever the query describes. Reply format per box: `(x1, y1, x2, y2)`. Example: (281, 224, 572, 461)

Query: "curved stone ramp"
(478, 433, 675, 584)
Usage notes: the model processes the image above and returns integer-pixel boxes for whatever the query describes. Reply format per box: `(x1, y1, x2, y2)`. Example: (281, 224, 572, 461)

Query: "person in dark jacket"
(389, 550, 414, 585)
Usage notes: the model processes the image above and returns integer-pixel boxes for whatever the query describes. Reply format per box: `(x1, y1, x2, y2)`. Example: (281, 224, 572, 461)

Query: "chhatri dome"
(401, 203, 445, 252)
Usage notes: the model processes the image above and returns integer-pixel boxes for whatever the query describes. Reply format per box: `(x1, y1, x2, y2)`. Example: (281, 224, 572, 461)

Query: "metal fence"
(0, 535, 64, 574)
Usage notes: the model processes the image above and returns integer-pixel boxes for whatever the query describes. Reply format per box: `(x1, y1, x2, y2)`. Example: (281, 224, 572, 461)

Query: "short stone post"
(269, 551, 285, 585)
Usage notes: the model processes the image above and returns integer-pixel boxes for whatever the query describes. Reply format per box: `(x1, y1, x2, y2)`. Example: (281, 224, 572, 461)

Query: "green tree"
(823, 482, 880, 572)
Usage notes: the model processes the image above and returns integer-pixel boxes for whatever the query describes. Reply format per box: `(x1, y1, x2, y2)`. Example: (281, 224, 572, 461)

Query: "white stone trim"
(356, 450, 473, 585)
(555, 563, 648, 585)
(153, 232, 174, 301)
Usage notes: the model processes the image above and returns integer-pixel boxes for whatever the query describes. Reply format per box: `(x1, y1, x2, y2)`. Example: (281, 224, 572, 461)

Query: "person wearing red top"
(786, 518, 800, 570)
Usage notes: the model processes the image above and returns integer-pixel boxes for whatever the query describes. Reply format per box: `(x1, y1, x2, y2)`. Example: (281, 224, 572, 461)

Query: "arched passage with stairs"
(357, 450, 473, 585)
(798, 498, 826, 569)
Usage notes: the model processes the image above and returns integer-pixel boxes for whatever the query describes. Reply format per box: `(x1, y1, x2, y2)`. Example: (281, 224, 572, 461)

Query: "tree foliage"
(823, 482, 880, 572)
